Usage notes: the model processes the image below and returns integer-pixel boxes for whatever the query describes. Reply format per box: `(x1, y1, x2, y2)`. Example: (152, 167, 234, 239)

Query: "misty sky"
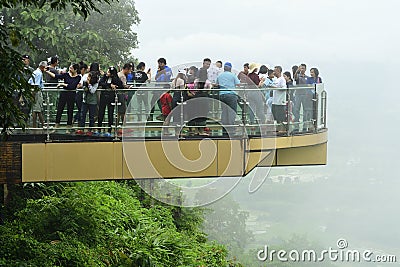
(132, 0, 400, 264)
(133, 0, 399, 71)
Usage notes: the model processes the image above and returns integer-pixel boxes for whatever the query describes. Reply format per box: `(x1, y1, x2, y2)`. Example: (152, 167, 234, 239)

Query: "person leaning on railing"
(45, 63, 82, 133)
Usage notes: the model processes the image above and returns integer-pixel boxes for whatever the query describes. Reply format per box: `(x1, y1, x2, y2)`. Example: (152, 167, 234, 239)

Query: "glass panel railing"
(289, 85, 318, 134)
(315, 83, 327, 130)
(9, 82, 326, 141)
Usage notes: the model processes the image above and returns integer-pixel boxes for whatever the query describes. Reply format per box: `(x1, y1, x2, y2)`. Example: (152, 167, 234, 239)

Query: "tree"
(0, 182, 232, 266)
(2, 0, 139, 66)
(0, 0, 113, 138)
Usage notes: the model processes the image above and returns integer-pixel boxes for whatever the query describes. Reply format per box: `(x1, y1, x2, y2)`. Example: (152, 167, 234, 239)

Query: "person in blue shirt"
(216, 62, 240, 136)
(126, 62, 135, 82)
(306, 67, 322, 84)
(155, 58, 173, 83)
(28, 61, 47, 130)
(149, 58, 173, 121)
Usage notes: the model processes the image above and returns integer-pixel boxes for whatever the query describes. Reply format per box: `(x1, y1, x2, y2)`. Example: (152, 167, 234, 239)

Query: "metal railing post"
(323, 91, 327, 129)
(241, 87, 248, 137)
(313, 84, 318, 133)
(177, 89, 186, 139)
(43, 89, 53, 142)
(286, 87, 291, 136)
(113, 89, 121, 140)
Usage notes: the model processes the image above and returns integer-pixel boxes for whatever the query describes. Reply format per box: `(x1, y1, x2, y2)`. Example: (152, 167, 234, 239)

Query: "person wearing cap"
(13, 55, 33, 122)
(247, 63, 261, 85)
(216, 62, 241, 136)
(28, 61, 47, 130)
(22, 54, 31, 67)
(22, 54, 34, 80)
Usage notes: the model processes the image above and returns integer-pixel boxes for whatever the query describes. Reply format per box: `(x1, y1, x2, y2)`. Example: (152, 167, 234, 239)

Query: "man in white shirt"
(207, 60, 223, 85)
(29, 61, 47, 129)
(271, 66, 287, 129)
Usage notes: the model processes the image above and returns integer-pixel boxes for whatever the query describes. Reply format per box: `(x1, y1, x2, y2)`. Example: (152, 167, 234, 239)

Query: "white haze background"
(133, 0, 400, 265)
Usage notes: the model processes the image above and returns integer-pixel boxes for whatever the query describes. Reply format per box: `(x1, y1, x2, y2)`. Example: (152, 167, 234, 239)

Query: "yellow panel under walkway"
(21, 130, 327, 183)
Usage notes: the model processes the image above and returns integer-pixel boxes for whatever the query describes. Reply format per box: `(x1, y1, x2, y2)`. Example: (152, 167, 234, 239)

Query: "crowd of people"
(18, 55, 323, 137)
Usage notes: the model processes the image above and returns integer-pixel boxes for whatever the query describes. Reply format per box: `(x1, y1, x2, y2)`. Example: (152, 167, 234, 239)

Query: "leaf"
(9, 30, 20, 47)
(44, 17, 53, 24)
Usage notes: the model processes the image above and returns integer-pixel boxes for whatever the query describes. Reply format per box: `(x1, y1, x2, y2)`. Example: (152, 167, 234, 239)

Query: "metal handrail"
(12, 83, 326, 141)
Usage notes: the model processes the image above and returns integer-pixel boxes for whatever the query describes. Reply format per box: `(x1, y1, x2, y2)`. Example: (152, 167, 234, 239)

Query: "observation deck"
(0, 81, 327, 184)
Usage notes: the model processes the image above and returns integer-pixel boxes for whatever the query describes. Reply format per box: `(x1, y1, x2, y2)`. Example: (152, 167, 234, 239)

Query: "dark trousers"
(293, 91, 313, 123)
(79, 103, 97, 128)
(98, 91, 115, 132)
(272, 104, 286, 123)
(74, 91, 83, 123)
(188, 92, 209, 126)
(220, 93, 238, 135)
(55, 91, 76, 125)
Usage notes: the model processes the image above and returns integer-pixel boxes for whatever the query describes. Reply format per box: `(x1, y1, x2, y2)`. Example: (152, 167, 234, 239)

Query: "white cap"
(178, 69, 186, 75)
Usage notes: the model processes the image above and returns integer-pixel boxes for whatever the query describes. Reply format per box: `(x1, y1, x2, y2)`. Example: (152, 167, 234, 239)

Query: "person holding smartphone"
(134, 62, 151, 121)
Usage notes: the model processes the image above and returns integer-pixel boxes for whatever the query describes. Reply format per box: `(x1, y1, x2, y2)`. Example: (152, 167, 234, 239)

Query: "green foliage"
(0, 0, 130, 138)
(0, 0, 112, 18)
(0, 24, 36, 137)
(0, 182, 233, 266)
(1, 0, 139, 66)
